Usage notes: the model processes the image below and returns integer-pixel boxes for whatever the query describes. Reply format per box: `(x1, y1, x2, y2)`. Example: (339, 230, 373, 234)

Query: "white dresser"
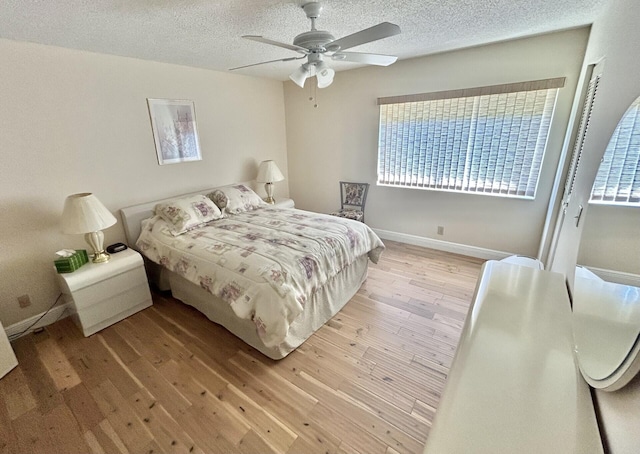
(0, 320, 18, 379)
(423, 261, 603, 453)
(56, 248, 152, 336)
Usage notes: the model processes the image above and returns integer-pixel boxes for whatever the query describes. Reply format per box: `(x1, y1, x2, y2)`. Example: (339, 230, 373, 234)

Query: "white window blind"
(377, 78, 564, 198)
(563, 68, 601, 204)
(590, 96, 640, 205)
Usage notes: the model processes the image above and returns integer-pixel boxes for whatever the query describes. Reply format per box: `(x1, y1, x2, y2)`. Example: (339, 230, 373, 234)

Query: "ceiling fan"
(230, 1, 401, 89)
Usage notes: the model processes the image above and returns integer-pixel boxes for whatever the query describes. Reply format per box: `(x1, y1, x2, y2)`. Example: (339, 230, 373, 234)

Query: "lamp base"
(264, 182, 276, 204)
(85, 231, 111, 263)
(92, 250, 111, 263)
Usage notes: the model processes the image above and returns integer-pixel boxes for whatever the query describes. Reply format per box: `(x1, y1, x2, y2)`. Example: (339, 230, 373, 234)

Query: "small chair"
(330, 182, 369, 222)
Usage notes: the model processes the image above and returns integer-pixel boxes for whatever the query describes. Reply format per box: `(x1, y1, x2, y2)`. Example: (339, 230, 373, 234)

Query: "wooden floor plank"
(228, 350, 318, 417)
(34, 337, 82, 392)
(1, 241, 482, 453)
(228, 351, 341, 454)
(7, 336, 63, 415)
(63, 383, 105, 432)
(42, 403, 91, 454)
(11, 407, 54, 454)
(0, 384, 19, 453)
(175, 406, 238, 454)
(337, 378, 429, 442)
(238, 429, 279, 454)
(309, 402, 388, 454)
(128, 388, 204, 454)
(158, 359, 251, 446)
(339, 368, 416, 414)
(217, 383, 297, 453)
(97, 329, 141, 365)
(82, 429, 108, 454)
(296, 371, 424, 454)
(0, 368, 36, 421)
(88, 419, 131, 454)
(88, 380, 154, 453)
(126, 357, 191, 416)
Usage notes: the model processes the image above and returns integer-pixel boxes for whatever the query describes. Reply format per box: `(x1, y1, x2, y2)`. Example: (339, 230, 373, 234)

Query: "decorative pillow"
(206, 189, 228, 210)
(207, 184, 266, 214)
(155, 194, 223, 235)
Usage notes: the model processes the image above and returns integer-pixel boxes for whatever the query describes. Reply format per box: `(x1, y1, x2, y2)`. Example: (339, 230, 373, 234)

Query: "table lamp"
(61, 193, 117, 263)
(256, 160, 285, 204)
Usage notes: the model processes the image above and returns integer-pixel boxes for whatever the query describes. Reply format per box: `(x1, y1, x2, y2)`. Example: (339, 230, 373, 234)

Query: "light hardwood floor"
(0, 241, 484, 454)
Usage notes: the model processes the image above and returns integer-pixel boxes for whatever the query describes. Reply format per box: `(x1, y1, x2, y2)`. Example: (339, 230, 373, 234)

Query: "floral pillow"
(206, 189, 228, 210)
(155, 194, 223, 236)
(207, 184, 266, 214)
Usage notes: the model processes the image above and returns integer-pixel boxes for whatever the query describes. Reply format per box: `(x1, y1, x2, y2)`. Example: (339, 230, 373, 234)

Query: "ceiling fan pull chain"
(308, 80, 319, 108)
(313, 82, 318, 108)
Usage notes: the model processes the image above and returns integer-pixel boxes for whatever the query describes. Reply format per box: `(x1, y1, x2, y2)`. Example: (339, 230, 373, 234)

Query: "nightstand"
(0, 320, 18, 378)
(272, 198, 295, 208)
(56, 248, 152, 337)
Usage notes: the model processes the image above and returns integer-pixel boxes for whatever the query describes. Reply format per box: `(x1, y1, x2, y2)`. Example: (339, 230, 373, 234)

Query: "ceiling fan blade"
(229, 56, 304, 71)
(332, 52, 398, 66)
(242, 35, 309, 54)
(326, 22, 401, 52)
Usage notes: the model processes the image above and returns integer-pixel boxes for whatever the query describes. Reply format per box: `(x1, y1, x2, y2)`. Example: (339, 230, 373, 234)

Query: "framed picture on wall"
(147, 98, 202, 165)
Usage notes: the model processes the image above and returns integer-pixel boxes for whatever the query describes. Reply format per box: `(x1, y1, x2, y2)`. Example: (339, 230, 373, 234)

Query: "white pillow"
(155, 194, 223, 235)
(207, 184, 266, 214)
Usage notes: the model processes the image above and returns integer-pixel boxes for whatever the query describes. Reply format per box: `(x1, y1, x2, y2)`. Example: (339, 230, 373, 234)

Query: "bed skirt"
(167, 255, 369, 360)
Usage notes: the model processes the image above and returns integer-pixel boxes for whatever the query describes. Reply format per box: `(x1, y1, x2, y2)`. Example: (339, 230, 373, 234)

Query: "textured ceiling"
(0, 0, 606, 81)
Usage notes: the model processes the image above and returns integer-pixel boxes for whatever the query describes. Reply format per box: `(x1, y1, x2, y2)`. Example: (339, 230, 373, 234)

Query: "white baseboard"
(5, 303, 71, 340)
(372, 228, 512, 261)
(586, 266, 640, 287)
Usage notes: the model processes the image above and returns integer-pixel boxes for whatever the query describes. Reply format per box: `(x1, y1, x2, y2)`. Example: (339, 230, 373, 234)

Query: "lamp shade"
(256, 160, 285, 183)
(289, 64, 310, 88)
(316, 61, 335, 89)
(61, 193, 117, 234)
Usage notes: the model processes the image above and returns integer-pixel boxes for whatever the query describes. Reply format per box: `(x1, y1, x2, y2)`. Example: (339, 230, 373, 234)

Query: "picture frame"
(147, 98, 202, 165)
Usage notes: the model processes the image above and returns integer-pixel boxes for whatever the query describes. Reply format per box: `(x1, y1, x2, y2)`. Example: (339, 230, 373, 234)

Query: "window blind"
(590, 96, 640, 205)
(564, 70, 601, 204)
(377, 78, 564, 198)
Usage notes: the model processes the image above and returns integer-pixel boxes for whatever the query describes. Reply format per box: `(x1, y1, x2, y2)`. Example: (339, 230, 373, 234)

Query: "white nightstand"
(56, 248, 152, 337)
(272, 198, 295, 209)
(0, 320, 18, 378)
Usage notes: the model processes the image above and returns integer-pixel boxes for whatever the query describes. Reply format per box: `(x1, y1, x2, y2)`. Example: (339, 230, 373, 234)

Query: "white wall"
(0, 38, 289, 327)
(549, 10, 640, 280)
(284, 28, 589, 257)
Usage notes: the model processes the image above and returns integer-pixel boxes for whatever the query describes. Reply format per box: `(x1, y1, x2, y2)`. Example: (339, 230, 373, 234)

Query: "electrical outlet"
(437, 226, 445, 235)
(18, 294, 31, 308)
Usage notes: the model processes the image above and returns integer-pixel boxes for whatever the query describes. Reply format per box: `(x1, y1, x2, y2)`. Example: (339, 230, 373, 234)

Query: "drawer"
(76, 282, 151, 329)
(70, 265, 148, 310)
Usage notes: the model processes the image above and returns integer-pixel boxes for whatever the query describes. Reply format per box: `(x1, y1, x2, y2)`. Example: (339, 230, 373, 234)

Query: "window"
(377, 78, 565, 199)
(590, 96, 640, 205)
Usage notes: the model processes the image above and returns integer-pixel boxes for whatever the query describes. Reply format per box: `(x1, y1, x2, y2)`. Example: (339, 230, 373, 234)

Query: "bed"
(120, 184, 384, 359)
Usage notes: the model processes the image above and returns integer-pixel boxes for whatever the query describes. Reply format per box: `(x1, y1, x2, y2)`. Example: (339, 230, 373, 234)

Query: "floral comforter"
(136, 207, 385, 347)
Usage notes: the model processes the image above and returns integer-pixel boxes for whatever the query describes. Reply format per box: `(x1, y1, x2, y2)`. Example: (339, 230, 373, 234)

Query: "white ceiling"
(0, 0, 606, 81)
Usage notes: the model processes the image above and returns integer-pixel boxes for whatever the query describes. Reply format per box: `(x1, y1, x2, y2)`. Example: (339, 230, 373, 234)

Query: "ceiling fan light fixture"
(234, 1, 401, 90)
(289, 63, 311, 88)
(315, 61, 334, 88)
